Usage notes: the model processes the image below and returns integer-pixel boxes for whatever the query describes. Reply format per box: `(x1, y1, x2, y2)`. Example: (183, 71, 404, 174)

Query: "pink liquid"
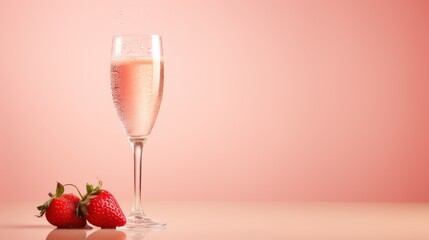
(111, 57, 164, 138)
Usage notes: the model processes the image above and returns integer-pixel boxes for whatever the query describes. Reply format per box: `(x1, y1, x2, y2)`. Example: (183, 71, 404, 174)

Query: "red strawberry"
(80, 180, 126, 228)
(36, 182, 87, 228)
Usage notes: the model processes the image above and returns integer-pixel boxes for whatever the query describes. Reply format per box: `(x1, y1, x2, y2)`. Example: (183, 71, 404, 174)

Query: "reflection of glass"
(111, 35, 165, 229)
(122, 229, 146, 240)
(121, 226, 165, 240)
(45, 229, 86, 240)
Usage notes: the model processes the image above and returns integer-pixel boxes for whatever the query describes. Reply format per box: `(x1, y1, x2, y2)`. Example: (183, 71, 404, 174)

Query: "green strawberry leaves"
(36, 182, 65, 218)
(86, 184, 93, 193)
(86, 179, 103, 196)
(36, 180, 104, 219)
(78, 180, 103, 217)
(55, 182, 65, 197)
(78, 198, 90, 216)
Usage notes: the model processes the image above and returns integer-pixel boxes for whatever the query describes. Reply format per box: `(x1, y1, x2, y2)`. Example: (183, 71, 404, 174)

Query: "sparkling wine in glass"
(110, 34, 165, 229)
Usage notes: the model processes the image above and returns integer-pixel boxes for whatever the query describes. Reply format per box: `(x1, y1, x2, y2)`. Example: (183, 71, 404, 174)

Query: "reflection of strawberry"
(87, 229, 127, 240)
(79, 180, 126, 228)
(45, 229, 86, 240)
(36, 183, 87, 228)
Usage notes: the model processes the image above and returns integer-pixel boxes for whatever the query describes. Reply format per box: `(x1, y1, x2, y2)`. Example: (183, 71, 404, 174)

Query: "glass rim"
(113, 34, 162, 38)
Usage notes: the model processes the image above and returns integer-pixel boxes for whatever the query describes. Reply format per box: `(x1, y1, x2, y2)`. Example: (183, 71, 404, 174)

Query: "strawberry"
(79, 180, 126, 228)
(36, 182, 87, 228)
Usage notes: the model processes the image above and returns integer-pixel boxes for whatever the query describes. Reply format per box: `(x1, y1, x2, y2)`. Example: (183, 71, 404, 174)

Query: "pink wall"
(0, 0, 428, 202)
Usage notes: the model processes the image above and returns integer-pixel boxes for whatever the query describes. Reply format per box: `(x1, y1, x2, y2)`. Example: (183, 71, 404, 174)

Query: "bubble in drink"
(110, 57, 164, 138)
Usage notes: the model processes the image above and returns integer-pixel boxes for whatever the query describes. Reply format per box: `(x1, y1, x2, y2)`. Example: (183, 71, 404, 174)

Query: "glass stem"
(130, 138, 147, 216)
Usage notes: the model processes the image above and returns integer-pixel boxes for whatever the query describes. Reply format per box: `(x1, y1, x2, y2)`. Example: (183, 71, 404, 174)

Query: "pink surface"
(3, 202, 429, 239)
(0, 0, 428, 202)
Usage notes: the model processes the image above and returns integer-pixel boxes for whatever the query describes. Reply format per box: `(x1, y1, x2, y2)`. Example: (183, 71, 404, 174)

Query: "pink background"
(0, 0, 428, 202)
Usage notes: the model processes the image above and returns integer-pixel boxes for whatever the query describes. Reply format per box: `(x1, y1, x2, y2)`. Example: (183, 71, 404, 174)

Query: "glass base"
(122, 213, 166, 229)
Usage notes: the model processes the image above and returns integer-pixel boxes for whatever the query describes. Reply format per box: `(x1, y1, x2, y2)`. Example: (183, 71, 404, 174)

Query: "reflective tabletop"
(1, 201, 429, 239)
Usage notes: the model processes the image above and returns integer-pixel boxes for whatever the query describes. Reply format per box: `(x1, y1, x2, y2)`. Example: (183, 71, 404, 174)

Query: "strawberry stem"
(63, 184, 84, 198)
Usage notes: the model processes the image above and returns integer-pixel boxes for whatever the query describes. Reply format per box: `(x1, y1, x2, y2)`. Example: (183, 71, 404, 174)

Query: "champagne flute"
(110, 34, 165, 229)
